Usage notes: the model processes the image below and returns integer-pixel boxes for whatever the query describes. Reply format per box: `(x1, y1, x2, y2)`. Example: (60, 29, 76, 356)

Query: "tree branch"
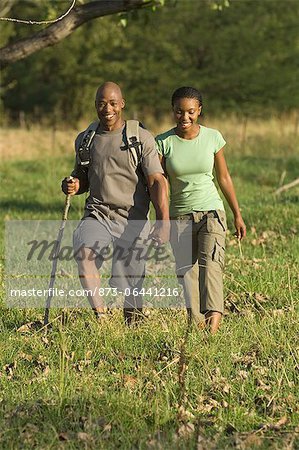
(0, 0, 76, 25)
(0, 0, 156, 67)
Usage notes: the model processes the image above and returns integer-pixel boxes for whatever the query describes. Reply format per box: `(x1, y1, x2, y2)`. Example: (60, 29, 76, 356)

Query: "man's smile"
(104, 114, 115, 120)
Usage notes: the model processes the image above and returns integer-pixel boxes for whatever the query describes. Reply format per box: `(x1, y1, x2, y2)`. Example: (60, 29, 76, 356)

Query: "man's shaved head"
(95, 81, 123, 105)
(95, 81, 125, 131)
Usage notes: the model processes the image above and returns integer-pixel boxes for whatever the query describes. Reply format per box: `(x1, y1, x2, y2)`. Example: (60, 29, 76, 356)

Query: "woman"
(156, 86, 246, 333)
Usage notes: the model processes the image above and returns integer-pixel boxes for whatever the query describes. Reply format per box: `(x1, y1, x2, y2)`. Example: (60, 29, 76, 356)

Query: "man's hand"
(234, 215, 246, 240)
(61, 177, 80, 196)
(149, 220, 170, 246)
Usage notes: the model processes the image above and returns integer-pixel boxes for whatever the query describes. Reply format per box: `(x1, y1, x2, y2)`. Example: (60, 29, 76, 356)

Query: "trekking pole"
(43, 177, 73, 326)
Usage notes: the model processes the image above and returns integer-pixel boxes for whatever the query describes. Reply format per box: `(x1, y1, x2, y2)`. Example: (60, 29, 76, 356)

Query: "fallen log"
(275, 177, 299, 195)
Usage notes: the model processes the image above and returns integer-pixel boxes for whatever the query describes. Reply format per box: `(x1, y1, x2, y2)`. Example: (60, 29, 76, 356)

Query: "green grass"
(0, 131, 298, 449)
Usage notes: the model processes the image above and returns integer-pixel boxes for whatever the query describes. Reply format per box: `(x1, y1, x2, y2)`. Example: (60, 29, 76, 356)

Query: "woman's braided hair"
(171, 86, 203, 107)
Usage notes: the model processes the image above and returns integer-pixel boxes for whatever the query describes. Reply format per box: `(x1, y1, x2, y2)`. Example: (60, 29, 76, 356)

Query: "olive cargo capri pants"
(170, 210, 227, 323)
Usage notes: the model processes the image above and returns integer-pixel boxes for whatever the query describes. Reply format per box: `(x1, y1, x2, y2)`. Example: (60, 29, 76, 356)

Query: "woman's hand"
(234, 215, 246, 240)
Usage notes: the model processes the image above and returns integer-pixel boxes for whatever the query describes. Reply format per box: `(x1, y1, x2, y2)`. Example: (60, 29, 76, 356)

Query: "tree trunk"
(0, 0, 155, 67)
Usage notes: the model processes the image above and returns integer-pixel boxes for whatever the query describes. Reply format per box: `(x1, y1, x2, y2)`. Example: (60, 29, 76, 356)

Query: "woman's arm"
(214, 148, 246, 240)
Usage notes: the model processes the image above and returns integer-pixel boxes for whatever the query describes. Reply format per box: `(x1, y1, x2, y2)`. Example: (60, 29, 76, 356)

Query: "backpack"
(77, 119, 143, 168)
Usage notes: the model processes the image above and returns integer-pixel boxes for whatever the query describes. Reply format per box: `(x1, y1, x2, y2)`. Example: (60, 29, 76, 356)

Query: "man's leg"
(111, 237, 145, 326)
(73, 218, 112, 319)
(123, 278, 144, 326)
(75, 247, 105, 317)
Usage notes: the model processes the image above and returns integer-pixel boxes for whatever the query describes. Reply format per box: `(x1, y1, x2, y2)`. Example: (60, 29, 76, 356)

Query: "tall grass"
(1, 113, 298, 161)
(0, 117, 298, 449)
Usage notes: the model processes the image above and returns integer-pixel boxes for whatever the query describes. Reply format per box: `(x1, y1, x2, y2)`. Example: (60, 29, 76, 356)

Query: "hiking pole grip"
(62, 176, 73, 220)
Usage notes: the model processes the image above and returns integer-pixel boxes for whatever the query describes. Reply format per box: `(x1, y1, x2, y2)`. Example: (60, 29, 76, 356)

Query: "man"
(62, 82, 169, 323)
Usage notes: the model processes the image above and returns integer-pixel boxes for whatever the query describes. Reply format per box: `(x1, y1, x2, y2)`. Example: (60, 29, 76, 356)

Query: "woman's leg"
(205, 310, 222, 334)
(197, 211, 226, 333)
(170, 218, 205, 326)
(181, 263, 205, 325)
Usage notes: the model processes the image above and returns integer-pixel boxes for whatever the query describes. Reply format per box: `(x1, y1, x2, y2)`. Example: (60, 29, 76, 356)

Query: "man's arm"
(61, 132, 89, 195)
(138, 128, 169, 243)
(147, 172, 170, 244)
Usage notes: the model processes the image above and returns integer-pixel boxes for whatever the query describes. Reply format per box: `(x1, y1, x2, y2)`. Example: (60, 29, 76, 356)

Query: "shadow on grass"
(276, 194, 299, 204)
(0, 398, 180, 449)
(1, 199, 69, 215)
(0, 397, 296, 449)
(230, 155, 299, 188)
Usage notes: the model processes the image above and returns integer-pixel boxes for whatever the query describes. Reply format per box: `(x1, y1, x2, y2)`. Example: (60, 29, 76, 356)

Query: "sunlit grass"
(0, 119, 298, 449)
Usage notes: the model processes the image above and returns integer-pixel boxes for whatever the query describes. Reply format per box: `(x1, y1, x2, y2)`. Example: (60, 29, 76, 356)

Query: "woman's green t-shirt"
(156, 125, 226, 217)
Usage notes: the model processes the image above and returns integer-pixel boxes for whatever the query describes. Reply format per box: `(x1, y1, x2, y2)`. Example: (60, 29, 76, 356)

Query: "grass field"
(0, 117, 298, 449)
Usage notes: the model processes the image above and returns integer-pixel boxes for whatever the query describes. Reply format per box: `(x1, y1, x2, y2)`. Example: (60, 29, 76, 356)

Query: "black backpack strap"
(77, 121, 99, 167)
(124, 120, 143, 167)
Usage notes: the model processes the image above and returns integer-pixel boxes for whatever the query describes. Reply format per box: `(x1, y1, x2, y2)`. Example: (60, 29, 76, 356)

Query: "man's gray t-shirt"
(71, 122, 163, 237)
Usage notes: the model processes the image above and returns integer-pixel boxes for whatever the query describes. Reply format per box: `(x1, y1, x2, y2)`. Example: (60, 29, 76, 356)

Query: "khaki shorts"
(170, 210, 226, 319)
(73, 217, 146, 290)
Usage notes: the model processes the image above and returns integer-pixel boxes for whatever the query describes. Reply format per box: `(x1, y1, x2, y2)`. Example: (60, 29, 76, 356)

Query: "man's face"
(95, 86, 125, 130)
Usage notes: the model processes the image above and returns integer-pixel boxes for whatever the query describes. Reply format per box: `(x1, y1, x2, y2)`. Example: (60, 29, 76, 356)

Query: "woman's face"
(173, 97, 202, 132)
